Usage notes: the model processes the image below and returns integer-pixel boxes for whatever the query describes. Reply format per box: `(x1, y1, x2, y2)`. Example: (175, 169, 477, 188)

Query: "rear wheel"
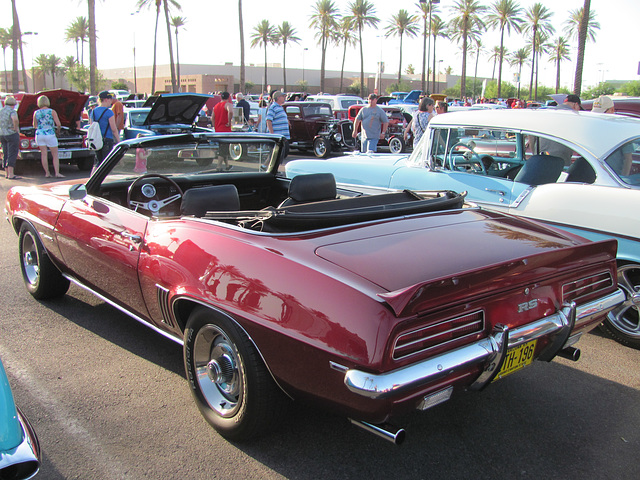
(599, 263, 640, 349)
(184, 307, 288, 440)
(313, 137, 331, 158)
(19, 223, 70, 299)
(388, 136, 405, 154)
(229, 143, 243, 161)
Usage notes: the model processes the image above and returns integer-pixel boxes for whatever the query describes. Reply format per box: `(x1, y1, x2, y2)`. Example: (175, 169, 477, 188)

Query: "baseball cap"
(98, 91, 113, 100)
(368, 93, 378, 100)
(592, 95, 614, 113)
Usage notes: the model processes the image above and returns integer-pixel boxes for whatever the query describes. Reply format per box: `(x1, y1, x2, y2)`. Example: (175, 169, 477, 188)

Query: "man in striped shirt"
(267, 91, 290, 157)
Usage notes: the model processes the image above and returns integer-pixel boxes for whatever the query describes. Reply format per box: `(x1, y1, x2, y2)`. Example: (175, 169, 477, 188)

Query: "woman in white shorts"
(33, 95, 63, 177)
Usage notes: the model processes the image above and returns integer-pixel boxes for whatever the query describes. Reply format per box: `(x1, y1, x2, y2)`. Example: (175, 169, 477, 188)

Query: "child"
(247, 118, 256, 132)
(134, 134, 149, 173)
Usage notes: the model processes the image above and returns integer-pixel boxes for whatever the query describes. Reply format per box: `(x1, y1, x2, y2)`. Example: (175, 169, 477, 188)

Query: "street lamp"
(131, 11, 140, 92)
(302, 47, 308, 83)
(22, 31, 38, 93)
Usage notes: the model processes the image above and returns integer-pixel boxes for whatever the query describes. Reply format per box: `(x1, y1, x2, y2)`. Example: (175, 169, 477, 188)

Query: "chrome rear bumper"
(0, 407, 41, 480)
(344, 289, 625, 399)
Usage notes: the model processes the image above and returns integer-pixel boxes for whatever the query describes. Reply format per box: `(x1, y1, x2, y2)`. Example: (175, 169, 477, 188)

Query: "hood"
(17, 89, 88, 128)
(143, 93, 211, 126)
(314, 209, 616, 316)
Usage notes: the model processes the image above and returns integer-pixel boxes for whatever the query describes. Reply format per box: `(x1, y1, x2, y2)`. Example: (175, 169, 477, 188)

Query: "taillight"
(563, 271, 614, 304)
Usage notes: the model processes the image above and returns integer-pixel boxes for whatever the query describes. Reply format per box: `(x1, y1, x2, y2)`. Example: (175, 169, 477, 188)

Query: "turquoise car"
(0, 357, 40, 479)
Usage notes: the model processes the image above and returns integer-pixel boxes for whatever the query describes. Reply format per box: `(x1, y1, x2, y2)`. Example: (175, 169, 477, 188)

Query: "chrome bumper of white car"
(344, 289, 625, 399)
(0, 407, 41, 480)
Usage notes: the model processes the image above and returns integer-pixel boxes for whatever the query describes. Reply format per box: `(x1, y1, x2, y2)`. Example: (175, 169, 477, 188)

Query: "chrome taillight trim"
(563, 272, 614, 304)
(393, 311, 485, 360)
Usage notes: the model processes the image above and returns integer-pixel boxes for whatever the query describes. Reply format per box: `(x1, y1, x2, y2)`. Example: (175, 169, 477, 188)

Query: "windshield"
(302, 105, 332, 116)
(102, 137, 279, 186)
(340, 99, 363, 109)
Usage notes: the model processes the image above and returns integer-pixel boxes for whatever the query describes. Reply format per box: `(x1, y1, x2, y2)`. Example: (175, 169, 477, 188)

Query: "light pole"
(22, 31, 38, 93)
(131, 11, 139, 92)
(438, 59, 443, 93)
(302, 47, 308, 83)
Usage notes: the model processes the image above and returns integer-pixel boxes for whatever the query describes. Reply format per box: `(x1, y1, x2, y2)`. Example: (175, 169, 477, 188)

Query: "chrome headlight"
(334, 133, 342, 142)
(31, 139, 39, 148)
(20, 139, 30, 149)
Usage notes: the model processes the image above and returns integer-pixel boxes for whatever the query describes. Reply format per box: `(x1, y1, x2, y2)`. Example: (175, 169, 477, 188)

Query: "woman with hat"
(0, 96, 20, 179)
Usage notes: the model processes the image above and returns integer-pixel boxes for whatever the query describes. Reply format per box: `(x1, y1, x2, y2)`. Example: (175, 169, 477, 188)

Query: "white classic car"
(286, 108, 640, 348)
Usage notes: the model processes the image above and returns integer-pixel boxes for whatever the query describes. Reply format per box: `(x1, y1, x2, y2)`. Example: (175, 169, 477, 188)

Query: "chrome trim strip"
(0, 408, 40, 479)
(344, 289, 624, 399)
(63, 274, 183, 345)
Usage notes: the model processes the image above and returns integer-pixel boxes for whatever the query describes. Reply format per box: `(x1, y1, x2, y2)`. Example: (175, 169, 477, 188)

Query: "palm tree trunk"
(573, 0, 591, 95)
(88, 0, 97, 94)
(320, 27, 326, 92)
(555, 56, 560, 93)
(282, 42, 287, 92)
(473, 47, 479, 101)
(3, 50, 8, 90)
(239, 0, 245, 93)
(359, 26, 364, 97)
(421, 15, 427, 93)
(497, 28, 505, 97)
(175, 30, 180, 91)
(460, 33, 467, 100)
(19, 38, 28, 92)
(162, 0, 177, 93)
(263, 43, 268, 89)
(397, 33, 403, 85)
(432, 35, 437, 93)
(534, 51, 539, 100)
(10, 0, 20, 92)
(152, 5, 160, 94)
(528, 28, 536, 100)
(340, 41, 347, 92)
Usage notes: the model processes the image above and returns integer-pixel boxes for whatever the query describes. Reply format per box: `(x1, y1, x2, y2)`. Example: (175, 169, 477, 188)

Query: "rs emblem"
(518, 299, 538, 313)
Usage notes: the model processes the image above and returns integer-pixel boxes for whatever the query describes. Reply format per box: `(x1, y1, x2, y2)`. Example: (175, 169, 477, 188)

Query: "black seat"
(565, 157, 596, 184)
(513, 154, 565, 186)
(181, 184, 240, 217)
(279, 173, 337, 207)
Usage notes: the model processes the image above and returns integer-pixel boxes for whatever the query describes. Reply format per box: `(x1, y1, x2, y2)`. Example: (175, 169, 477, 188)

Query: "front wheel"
(229, 143, 243, 161)
(19, 223, 70, 299)
(184, 307, 288, 440)
(388, 136, 405, 154)
(313, 137, 331, 158)
(599, 263, 640, 349)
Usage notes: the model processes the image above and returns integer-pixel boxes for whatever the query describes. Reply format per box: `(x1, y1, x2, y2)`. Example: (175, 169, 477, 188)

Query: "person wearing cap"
(91, 91, 120, 169)
(266, 91, 290, 157)
(352, 94, 388, 153)
(592, 95, 615, 114)
(563, 94, 583, 111)
(0, 96, 21, 179)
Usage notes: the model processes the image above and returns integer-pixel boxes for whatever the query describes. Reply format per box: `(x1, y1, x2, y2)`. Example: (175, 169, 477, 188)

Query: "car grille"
(340, 122, 355, 146)
(393, 311, 485, 360)
(562, 271, 614, 304)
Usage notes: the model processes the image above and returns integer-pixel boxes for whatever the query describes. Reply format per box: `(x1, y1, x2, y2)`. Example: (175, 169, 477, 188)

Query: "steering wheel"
(447, 141, 487, 175)
(126, 173, 184, 215)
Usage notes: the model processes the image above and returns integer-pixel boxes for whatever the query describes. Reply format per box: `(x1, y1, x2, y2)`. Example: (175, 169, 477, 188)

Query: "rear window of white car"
(604, 138, 640, 185)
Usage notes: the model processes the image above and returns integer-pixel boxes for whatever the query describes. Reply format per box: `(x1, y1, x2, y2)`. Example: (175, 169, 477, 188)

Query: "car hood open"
(143, 93, 211, 126)
(16, 89, 88, 129)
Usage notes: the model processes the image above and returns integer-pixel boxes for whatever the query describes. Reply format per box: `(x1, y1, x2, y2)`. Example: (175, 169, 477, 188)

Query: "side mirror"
(69, 184, 87, 200)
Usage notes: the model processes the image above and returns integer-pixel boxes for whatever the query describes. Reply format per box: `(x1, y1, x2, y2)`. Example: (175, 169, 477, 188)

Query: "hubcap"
(193, 325, 242, 417)
(21, 233, 39, 285)
(607, 264, 640, 339)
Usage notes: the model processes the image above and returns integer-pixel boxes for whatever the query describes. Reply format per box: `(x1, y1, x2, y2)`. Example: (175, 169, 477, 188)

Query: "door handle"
(485, 188, 506, 196)
(121, 232, 142, 244)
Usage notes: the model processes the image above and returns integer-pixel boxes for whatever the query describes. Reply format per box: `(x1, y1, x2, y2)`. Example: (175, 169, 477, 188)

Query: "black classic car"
(284, 102, 355, 157)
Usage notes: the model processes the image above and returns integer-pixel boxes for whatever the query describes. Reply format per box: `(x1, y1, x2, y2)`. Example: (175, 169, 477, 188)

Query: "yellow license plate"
(494, 339, 537, 381)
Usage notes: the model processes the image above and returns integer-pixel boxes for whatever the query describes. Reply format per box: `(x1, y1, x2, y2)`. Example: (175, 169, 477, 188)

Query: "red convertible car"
(5, 132, 624, 444)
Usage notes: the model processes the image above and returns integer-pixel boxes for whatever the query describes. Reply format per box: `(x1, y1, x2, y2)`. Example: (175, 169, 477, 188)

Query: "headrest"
(181, 184, 240, 217)
(288, 173, 337, 202)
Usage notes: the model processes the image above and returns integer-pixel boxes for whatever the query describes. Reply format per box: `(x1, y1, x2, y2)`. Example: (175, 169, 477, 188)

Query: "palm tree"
(310, 0, 340, 93)
(170, 16, 186, 91)
(470, 38, 483, 100)
(65, 17, 89, 65)
(385, 10, 419, 85)
(523, 3, 554, 100)
(33, 53, 49, 89)
(161, 0, 179, 92)
(531, 31, 550, 100)
(509, 46, 530, 98)
(0, 28, 10, 90)
(47, 54, 63, 89)
(10, 1, 28, 92)
(250, 20, 277, 91)
(486, 0, 523, 98)
(416, 1, 438, 94)
(449, 0, 486, 100)
(488, 46, 504, 80)
(565, 2, 599, 95)
(275, 21, 300, 92)
(430, 15, 448, 94)
(337, 17, 357, 92)
(345, 0, 379, 97)
(548, 36, 571, 93)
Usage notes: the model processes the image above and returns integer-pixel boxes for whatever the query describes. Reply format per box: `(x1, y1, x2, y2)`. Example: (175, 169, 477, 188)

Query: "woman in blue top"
(91, 91, 120, 169)
(33, 95, 63, 177)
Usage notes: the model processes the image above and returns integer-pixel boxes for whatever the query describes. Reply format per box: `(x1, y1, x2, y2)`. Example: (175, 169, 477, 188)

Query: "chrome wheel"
(21, 229, 40, 286)
(601, 263, 640, 348)
(313, 137, 330, 158)
(388, 136, 405, 154)
(193, 324, 243, 418)
(229, 143, 243, 161)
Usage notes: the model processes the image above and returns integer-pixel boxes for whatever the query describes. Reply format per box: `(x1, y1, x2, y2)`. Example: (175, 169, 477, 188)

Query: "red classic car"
(12, 89, 96, 171)
(348, 104, 409, 153)
(5, 132, 624, 444)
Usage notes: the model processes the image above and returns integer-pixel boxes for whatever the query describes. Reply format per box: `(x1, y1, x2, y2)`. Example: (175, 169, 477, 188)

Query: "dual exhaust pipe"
(349, 419, 406, 445)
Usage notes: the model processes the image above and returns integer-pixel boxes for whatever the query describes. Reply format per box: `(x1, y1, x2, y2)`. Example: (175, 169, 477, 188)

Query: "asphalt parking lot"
(1, 160, 639, 480)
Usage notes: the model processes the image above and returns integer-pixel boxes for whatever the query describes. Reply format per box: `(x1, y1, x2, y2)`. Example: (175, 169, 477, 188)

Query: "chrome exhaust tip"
(349, 419, 406, 445)
(557, 346, 581, 362)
